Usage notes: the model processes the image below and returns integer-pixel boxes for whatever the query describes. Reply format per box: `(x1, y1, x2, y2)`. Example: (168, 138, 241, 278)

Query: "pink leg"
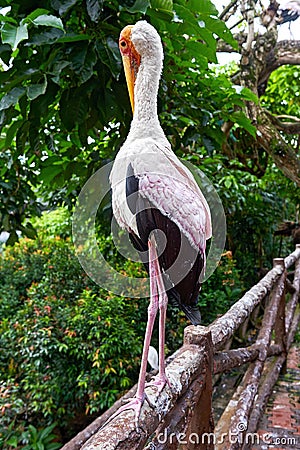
(105, 236, 159, 429)
(147, 249, 170, 394)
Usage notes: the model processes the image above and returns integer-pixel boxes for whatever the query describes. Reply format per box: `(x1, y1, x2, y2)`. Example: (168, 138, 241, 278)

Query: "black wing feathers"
(125, 163, 203, 325)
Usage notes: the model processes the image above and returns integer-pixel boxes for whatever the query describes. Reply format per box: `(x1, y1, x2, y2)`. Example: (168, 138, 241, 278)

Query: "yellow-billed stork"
(109, 21, 212, 425)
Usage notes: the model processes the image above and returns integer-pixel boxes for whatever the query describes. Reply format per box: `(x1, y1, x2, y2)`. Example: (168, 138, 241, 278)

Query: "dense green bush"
(0, 208, 244, 445)
(0, 220, 143, 445)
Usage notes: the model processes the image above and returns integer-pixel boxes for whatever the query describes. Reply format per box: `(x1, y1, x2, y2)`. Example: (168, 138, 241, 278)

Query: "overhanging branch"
(258, 40, 300, 87)
(266, 111, 300, 134)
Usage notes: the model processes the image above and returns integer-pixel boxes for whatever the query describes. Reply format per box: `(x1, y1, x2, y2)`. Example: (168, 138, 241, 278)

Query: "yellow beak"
(121, 54, 136, 114)
(119, 25, 141, 115)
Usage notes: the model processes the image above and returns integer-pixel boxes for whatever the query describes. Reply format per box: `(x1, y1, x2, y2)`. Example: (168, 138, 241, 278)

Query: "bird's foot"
(104, 393, 150, 431)
(146, 372, 170, 398)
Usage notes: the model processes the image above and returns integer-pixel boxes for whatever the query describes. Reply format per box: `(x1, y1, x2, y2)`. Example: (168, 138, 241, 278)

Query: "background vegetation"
(0, 0, 299, 447)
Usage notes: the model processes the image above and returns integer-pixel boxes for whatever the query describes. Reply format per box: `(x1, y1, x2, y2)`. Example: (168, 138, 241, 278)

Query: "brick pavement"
(254, 344, 300, 449)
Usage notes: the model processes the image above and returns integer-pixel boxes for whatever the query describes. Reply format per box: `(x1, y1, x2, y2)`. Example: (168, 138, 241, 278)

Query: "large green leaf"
(150, 0, 174, 20)
(68, 42, 97, 84)
(38, 164, 64, 184)
(51, 0, 79, 15)
(122, 0, 150, 14)
(59, 87, 89, 130)
(86, 0, 103, 22)
(240, 87, 259, 104)
(0, 14, 17, 25)
(151, 0, 173, 11)
(5, 119, 24, 148)
(185, 0, 218, 15)
(24, 8, 51, 22)
(203, 16, 238, 49)
(1, 22, 28, 50)
(0, 87, 25, 110)
(31, 14, 64, 31)
(56, 33, 91, 43)
(229, 111, 257, 137)
(96, 38, 122, 80)
(27, 76, 47, 100)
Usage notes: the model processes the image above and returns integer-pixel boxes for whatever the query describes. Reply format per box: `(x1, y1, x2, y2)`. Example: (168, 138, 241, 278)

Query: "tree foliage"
(217, 0, 300, 185)
(0, 0, 259, 243)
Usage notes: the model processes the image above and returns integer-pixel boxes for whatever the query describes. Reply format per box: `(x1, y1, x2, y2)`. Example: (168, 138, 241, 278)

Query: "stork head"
(119, 21, 163, 114)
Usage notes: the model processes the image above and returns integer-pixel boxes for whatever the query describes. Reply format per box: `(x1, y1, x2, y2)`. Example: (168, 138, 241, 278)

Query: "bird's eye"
(120, 40, 127, 48)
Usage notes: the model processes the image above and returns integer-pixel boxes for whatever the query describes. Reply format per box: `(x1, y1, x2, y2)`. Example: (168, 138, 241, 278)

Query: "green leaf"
(230, 111, 257, 137)
(176, 0, 218, 15)
(1, 22, 28, 49)
(150, 0, 174, 19)
(96, 38, 121, 79)
(0, 87, 25, 110)
(123, 0, 150, 14)
(185, 39, 216, 63)
(5, 119, 24, 148)
(203, 16, 237, 49)
(27, 76, 47, 100)
(151, 0, 173, 11)
(56, 33, 91, 43)
(32, 14, 64, 31)
(51, 0, 79, 15)
(6, 436, 18, 448)
(0, 14, 18, 25)
(24, 8, 50, 22)
(240, 87, 259, 104)
(59, 87, 89, 130)
(70, 42, 97, 84)
(38, 165, 63, 184)
(19, 224, 37, 239)
(86, 0, 103, 22)
(6, 230, 19, 245)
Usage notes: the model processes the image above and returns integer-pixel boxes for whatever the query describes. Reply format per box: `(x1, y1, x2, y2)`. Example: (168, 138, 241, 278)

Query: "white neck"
(127, 55, 166, 141)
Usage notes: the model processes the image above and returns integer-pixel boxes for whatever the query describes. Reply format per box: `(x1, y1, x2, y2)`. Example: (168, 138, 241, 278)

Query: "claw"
(103, 394, 147, 431)
(146, 373, 171, 398)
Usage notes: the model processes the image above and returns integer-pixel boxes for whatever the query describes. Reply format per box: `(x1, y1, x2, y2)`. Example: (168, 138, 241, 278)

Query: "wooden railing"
(62, 245, 300, 450)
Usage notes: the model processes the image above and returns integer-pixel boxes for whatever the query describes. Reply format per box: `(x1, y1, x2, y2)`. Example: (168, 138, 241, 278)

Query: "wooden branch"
(76, 343, 209, 450)
(276, 114, 300, 122)
(213, 342, 284, 374)
(240, 266, 300, 449)
(207, 262, 284, 350)
(62, 247, 300, 450)
(219, 0, 239, 20)
(214, 346, 259, 373)
(285, 246, 300, 332)
(244, 353, 286, 449)
(148, 330, 214, 450)
(215, 260, 287, 449)
(258, 40, 300, 87)
(254, 108, 300, 186)
(265, 110, 300, 134)
(284, 244, 300, 269)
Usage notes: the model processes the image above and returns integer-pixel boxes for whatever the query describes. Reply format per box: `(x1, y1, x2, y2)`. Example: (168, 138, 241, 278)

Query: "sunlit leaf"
(0, 87, 25, 110)
(122, 0, 150, 14)
(24, 8, 50, 22)
(31, 14, 64, 31)
(86, 0, 103, 22)
(1, 22, 28, 49)
(27, 76, 47, 100)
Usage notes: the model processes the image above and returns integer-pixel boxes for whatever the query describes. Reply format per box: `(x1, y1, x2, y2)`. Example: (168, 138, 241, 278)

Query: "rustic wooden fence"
(62, 245, 300, 450)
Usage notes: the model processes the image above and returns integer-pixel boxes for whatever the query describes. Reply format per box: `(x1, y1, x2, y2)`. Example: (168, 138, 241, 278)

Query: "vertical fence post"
(273, 259, 287, 359)
(183, 326, 214, 450)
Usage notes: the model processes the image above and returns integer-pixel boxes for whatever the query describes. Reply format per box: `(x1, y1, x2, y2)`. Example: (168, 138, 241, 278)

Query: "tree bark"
(218, 1, 300, 185)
